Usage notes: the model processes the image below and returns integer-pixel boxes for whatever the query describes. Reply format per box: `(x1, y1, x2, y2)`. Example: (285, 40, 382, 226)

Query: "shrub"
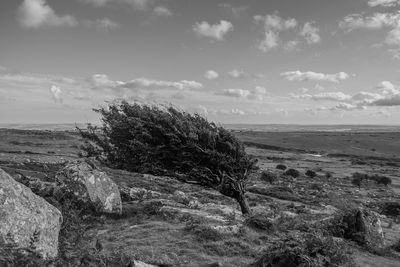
(184, 217, 224, 242)
(325, 172, 332, 179)
(374, 175, 392, 186)
(276, 164, 287, 171)
(284, 168, 300, 178)
(380, 201, 400, 217)
(305, 170, 317, 178)
(351, 177, 363, 189)
(351, 173, 392, 188)
(245, 212, 274, 231)
(260, 171, 278, 184)
(392, 239, 400, 252)
(78, 102, 256, 214)
(250, 232, 355, 267)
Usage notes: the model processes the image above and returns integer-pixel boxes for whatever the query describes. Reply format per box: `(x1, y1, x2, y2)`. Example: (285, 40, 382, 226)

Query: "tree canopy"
(78, 101, 257, 214)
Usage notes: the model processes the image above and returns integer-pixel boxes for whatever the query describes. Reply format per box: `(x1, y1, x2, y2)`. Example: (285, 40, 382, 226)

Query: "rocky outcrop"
(0, 168, 62, 259)
(328, 208, 385, 249)
(56, 161, 122, 214)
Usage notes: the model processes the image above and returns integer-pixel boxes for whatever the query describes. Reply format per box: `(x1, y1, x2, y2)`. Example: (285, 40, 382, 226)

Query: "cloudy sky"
(1, 0, 400, 124)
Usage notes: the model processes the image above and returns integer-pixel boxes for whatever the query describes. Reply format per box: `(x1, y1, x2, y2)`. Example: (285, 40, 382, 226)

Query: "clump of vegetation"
(0, 233, 45, 267)
(184, 217, 224, 242)
(78, 101, 257, 214)
(378, 201, 400, 217)
(276, 164, 287, 171)
(373, 175, 392, 186)
(260, 170, 278, 184)
(351, 172, 392, 188)
(284, 168, 300, 178)
(250, 232, 355, 267)
(245, 212, 275, 231)
(305, 170, 317, 178)
(391, 239, 400, 252)
(351, 176, 363, 189)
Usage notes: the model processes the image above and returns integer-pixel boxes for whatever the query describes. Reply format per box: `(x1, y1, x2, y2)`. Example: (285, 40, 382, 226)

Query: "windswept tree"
(78, 101, 257, 214)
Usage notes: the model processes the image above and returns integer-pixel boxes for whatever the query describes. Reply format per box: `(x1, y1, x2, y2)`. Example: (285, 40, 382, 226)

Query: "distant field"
(234, 130, 400, 159)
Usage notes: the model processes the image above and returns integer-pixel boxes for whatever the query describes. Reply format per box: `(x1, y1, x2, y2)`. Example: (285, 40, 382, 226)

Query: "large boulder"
(56, 161, 122, 214)
(327, 208, 385, 249)
(0, 168, 62, 259)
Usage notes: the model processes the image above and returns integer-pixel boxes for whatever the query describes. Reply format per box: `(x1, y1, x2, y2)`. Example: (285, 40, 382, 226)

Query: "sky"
(1, 0, 400, 124)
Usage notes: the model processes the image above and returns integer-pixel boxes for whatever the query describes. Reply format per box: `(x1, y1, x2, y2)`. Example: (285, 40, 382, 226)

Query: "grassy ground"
(1, 128, 400, 266)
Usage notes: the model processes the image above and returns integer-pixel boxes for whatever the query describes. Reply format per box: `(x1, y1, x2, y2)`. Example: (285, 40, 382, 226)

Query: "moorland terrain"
(1, 127, 400, 266)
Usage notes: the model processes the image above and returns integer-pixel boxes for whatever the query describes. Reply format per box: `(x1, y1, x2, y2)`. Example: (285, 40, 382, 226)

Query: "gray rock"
(0, 168, 62, 259)
(56, 161, 122, 214)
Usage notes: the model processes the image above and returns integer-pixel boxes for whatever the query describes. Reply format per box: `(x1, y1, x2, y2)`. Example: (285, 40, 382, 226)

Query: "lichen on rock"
(0, 168, 62, 259)
(56, 160, 122, 214)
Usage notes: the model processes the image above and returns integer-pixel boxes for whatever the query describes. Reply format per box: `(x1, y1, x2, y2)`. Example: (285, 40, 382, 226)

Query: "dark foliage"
(351, 176, 363, 189)
(351, 173, 392, 188)
(284, 168, 300, 178)
(260, 171, 278, 184)
(378, 201, 400, 217)
(305, 170, 317, 178)
(245, 212, 275, 231)
(78, 101, 256, 214)
(276, 164, 287, 171)
(250, 232, 355, 267)
(373, 175, 392, 186)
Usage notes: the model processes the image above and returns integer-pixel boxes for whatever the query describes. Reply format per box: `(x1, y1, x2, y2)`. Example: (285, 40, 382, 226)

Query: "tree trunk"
(236, 191, 251, 215)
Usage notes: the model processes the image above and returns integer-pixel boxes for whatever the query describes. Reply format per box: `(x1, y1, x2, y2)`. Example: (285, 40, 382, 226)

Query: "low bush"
(250, 232, 355, 267)
(351, 176, 363, 189)
(378, 201, 400, 217)
(284, 168, 300, 178)
(373, 175, 392, 186)
(245, 212, 275, 231)
(276, 164, 287, 171)
(260, 171, 278, 184)
(305, 170, 317, 178)
(184, 218, 224, 242)
(351, 172, 392, 187)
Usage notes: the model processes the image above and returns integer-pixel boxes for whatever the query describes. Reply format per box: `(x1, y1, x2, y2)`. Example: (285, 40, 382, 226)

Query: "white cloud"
(331, 103, 366, 111)
(217, 86, 268, 100)
(50, 85, 63, 103)
(300, 22, 321, 44)
(153, 6, 172, 17)
(254, 13, 297, 31)
(339, 12, 400, 30)
(248, 86, 269, 100)
(83, 18, 119, 31)
(385, 27, 400, 45)
(295, 92, 352, 101)
(204, 70, 219, 80)
(218, 88, 251, 98)
(89, 74, 118, 88)
(254, 13, 297, 52)
(281, 71, 350, 83)
(88, 74, 203, 92)
(368, 0, 400, 7)
(218, 108, 246, 115)
(193, 20, 233, 41)
(376, 80, 400, 95)
(17, 0, 78, 28)
(298, 87, 309, 93)
(284, 40, 300, 52)
(227, 69, 246, 79)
